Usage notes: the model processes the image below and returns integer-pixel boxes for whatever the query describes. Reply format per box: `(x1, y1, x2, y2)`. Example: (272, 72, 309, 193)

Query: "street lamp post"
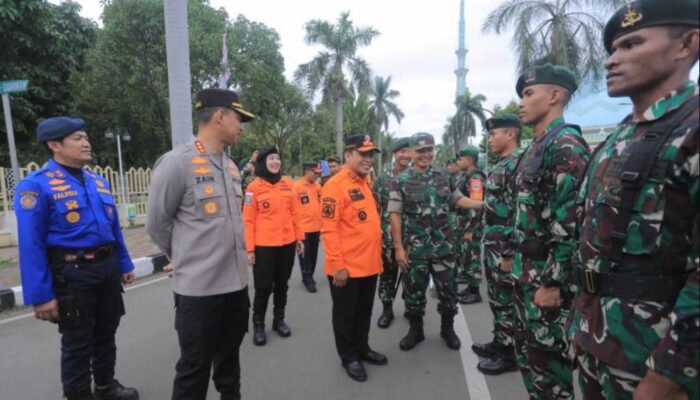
(105, 129, 131, 206)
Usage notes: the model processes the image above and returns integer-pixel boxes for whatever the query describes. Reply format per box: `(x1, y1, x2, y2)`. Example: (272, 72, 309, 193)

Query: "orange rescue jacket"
(320, 166, 382, 278)
(293, 178, 322, 234)
(243, 177, 304, 252)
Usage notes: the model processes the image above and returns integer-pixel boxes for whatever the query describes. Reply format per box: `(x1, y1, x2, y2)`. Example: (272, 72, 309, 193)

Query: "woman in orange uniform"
(243, 146, 304, 346)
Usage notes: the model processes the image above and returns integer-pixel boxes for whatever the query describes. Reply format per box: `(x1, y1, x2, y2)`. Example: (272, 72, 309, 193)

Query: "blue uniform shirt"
(14, 159, 135, 305)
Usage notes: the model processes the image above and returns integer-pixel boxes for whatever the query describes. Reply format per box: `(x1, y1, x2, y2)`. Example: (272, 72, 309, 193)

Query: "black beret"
(344, 134, 380, 153)
(391, 137, 411, 153)
(485, 113, 522, 131)
(604, 0, 699, 54)
(195, 88, 256, 122)
(516, 64, 578, 98)
(36, 117, 85, 143)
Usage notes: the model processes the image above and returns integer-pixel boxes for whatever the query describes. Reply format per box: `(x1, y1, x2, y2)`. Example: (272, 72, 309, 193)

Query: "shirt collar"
(342, 166, 368, 183)
(639, 81, 699, 123)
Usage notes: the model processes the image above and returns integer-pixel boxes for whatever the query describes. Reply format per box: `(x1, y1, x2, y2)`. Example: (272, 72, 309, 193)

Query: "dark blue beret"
(37, 117, 85, 143)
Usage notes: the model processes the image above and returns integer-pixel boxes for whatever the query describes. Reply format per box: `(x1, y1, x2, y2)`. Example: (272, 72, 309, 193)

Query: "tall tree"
(0, 0, 97, 164)
(368, 76, 404, 172)
(482, 0, 625, 89)
(294, 12, 379, 158)
(446, 90, 487, 154)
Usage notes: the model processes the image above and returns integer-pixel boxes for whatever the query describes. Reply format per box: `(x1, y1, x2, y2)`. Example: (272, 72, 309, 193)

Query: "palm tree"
(295, 12, 379, 158)
(369, 76, 404, 173)
(448, 90, 487, 154)
(482, 0, 625, 89)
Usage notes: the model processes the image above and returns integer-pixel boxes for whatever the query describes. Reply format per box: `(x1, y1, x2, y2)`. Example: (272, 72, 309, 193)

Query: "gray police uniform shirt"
(146, 139, 248, 296)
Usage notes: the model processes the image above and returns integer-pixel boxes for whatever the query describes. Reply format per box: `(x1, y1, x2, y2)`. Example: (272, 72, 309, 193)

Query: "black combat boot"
(477, 346, 518, 375)
(440, 314, 461, 350)
(252, 314, 267, 346)
(454, 272, 469, 284)
(399, 315, 425, 351)
(93, 380, 139, 400)
(376, 302, 394, 329)
(272, 309, 291, 337)
(471, 339, 500, 358)
(63, 382, 93, 400)
(457, 286, 482, 304)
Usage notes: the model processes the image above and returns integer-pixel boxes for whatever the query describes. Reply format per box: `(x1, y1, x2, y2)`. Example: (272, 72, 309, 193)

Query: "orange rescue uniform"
(243, 176, 304, 252)
(293, 178, 322, 233)
(320, 166, 382, 277)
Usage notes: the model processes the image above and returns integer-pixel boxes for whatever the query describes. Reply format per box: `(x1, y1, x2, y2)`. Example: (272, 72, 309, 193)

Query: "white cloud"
(62, 0, 523, 144)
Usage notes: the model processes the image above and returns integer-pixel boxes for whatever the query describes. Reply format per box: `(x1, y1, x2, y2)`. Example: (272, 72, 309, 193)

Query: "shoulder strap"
(609, 95, 699, 265)
(521, 123, 582, 181)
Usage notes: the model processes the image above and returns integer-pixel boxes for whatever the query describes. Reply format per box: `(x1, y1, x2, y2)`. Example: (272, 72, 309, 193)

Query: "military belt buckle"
(620, 171, 639, 182)
(584, 269, 597, 294)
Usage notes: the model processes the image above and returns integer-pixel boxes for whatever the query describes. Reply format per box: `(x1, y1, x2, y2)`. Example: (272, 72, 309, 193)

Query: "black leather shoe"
(342, 360, 367, 382)
(360, 350, 388, 365)
(471, 340, 499, 358)
(272, 318, 292, 337)
(477, 354, 518, 375)
(304, 282, 317, 293)
(454, 273, 469, 284)
(253, 324, 267, 346)
(63, 383, 93, 400)
(457, 286, 482, 304)
(440, 314, 461, 350)
(93, 380, 139, 400)
(377, 303, 394, 329)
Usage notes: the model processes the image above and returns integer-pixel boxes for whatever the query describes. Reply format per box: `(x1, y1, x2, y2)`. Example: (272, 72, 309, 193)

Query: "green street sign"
(0, 80, 29, 94)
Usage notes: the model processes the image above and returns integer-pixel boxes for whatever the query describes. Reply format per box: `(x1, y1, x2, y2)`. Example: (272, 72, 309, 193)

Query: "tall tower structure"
(455, 0, 468, 98)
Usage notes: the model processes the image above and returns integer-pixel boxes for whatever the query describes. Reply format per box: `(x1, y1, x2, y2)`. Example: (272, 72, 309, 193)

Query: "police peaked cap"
(604, 0, 699, 54)
(37, 117, 85, 143)
(344, 134, 380, 153)
(195, 88, 256, 122)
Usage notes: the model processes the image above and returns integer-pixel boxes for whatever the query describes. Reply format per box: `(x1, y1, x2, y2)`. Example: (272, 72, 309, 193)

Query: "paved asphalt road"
(0, 257, 528, 400)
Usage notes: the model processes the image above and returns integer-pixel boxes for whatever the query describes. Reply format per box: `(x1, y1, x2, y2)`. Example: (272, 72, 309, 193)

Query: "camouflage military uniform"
(451, 171, 466, 279)
(457, 169, 486, 288)
(570, 83, 699, 399)
(482, 150, 519, 348)
(374, 168, 400, 304)
(241, 168, 255, 193)
(512, 118, 590, 399)
(388, 166, 460, 317)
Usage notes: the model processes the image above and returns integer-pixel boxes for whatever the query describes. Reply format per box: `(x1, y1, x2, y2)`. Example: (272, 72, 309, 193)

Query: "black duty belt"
(49, 244, 116, 264)
(575, 266, 686, 303)
(485, 214, 510, 226)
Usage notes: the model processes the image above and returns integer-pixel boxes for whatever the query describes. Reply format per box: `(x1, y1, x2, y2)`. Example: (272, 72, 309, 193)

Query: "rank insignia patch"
(65, 200, 79, 210)
(20, 195, 37, 210)
(321, 202, 336, 219)
(192, 157, 208, 165)
(49, 179, 65, 186)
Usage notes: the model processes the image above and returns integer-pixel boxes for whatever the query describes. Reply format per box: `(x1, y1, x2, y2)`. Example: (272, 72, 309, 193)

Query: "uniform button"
(684, 367, 697, 378)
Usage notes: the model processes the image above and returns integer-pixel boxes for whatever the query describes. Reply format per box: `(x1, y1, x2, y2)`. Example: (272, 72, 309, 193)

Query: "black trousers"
(252, 243, 296, 322)
(297, 231, 320, 285)
(328, 274, 378, 363)
(172, 288, 249, 400)
(56, 252, 125, 388)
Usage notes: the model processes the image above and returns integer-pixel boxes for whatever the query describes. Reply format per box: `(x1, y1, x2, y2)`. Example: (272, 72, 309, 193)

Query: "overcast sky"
(64, 0, 526, 142)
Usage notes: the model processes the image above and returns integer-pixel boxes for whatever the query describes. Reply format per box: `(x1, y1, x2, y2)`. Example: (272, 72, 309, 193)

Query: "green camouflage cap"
(516, 63, 578, 98)
(485, 113, 522, 131)
(391, 137, 411, 153)
(410, 132, 435, 150)
(447, 157, 458, 164)
(604, 0, 699, 54)
(458, 146, 479, 158)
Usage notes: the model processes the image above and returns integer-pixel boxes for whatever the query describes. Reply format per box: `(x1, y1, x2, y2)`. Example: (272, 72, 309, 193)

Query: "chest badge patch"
(203, 185, 215, 195)
(203, 200, 218, 215)
(193, 167, 212, 175)
(262, 201, 270, 209)
(322, 202, 336, 219)
(348, 188, 365, 202)
(48, 179, 65, 186)
(192, 157, 208, 165)
(51, 185, 72, 192)
(95, 180, 105, 188)
(65, 200, 79, 210)
(358, 211, 367, 221)
(66, 211, 81, 224)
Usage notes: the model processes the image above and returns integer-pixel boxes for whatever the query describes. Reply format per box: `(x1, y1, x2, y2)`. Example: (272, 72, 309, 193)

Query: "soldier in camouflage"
(472, 113, 521, 376)
(373, 137, 412, 329)
(240, 150, 258, 192)
(570, 2, 699, 399)
(455, 146, 486, 304)
(511, 64, 590, 399)
(388, 132, 483, 351)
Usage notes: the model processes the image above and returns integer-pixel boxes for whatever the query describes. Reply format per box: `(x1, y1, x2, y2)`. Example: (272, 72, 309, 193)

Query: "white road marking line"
(0, 275, 169, 325)
(455, 306, 493, 400)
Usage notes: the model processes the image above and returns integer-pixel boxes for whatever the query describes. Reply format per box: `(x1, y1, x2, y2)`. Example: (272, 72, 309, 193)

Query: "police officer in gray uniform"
(146, 88, 255, 400)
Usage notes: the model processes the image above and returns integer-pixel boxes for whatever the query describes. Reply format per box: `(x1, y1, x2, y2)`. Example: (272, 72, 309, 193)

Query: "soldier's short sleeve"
(387, 176, 403, 214)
